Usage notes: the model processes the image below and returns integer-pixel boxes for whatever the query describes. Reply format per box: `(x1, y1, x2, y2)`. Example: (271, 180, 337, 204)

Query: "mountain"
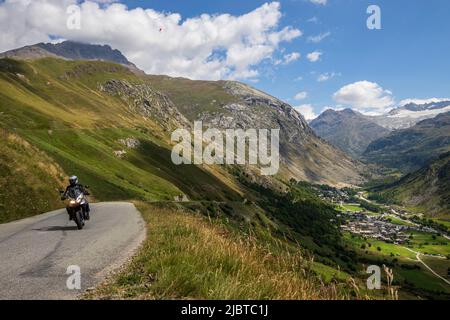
(0, 46, 369, 291)
(0, 42, 367, 185)
(369, 99, 450, 130)
(0, 44, 366, 219)
(0, 41, 140, 72)
(310, 108, 390, 158)
(143, 78, 365, 185)
(364, 111, 450, 172)
(372, 152, 450, 217)
(2, 43, 447, 299)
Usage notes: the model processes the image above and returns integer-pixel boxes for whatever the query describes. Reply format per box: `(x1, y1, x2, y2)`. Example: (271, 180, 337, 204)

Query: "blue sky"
(1, 0, 449, 118)
(117, 0, 450, 117)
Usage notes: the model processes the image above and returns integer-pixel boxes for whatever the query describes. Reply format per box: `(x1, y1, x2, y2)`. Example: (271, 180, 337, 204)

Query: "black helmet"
(69, 175, 78, 186)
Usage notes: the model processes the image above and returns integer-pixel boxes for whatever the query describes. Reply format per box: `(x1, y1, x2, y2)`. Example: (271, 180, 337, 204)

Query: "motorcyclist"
(62, 175, 91, 220)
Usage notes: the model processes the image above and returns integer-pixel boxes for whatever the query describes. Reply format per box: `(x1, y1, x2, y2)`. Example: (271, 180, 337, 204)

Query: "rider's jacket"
(64, 184, 88, 198)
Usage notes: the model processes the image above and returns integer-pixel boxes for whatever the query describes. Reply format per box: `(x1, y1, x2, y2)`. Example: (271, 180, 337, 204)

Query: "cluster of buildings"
(315, 188, 350, 203)
(340, 210, 441, 245)
(314, 187, 446, 245)
(341, 214, 410, 244)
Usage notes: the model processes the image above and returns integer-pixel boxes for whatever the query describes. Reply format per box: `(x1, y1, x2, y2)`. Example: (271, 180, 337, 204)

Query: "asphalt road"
(0, 202, 146, 300)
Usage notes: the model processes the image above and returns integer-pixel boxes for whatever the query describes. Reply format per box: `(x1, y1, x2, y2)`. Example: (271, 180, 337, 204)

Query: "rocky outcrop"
(113, 150, 127, 158)
(99, 79, 190, 131)
(114, 138, 141, 158)
(118, 138, 140, 149)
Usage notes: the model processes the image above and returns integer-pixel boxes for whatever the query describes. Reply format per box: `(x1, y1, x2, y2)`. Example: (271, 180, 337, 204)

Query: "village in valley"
(319, 186, 450, 297)
(314, 186, 449, 259)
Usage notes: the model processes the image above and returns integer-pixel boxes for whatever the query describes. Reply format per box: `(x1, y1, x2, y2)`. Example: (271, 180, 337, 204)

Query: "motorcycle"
(59, 186, 90, 230)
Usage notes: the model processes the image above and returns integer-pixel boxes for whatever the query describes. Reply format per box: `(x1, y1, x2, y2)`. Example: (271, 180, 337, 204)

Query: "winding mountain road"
(0, 202, 146, 300)
(404, 247, 450, 286)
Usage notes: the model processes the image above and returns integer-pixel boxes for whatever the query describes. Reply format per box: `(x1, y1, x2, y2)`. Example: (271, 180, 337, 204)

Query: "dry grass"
(87, 202, 359, 300)
(0, 130, 68, 222)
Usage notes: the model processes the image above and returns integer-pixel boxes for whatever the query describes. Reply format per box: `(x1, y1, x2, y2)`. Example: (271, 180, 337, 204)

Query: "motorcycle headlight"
(70, 200, 76, 205)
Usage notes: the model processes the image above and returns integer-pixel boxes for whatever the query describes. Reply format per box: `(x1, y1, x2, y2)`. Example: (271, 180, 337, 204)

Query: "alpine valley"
(1, 41, 449, 300)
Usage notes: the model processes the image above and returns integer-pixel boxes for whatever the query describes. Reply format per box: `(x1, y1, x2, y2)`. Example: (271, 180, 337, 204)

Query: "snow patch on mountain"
(369, 99, 450, 129)
(388, 104, 450, 118)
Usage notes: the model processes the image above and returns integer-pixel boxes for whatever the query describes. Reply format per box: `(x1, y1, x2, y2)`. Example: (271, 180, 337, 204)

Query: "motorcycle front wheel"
(74, 210, 84, 230)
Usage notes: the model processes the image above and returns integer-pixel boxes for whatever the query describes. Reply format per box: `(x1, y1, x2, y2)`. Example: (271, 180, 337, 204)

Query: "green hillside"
(0, 57, 392, 299)
(370, 152, 450, 217)
(0, 58, 245, 222)
(364, 112, 450, 173)
(0, 130, 67, 221)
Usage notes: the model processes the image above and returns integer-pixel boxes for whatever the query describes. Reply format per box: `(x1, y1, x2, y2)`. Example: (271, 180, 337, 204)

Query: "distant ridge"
(0, 41, 142, 73)
(373, 151, 450, 216)
(364, 111, 450, 172)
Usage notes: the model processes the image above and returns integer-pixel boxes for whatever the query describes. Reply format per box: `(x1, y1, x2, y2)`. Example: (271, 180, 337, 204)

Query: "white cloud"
(309, 0, 327, 5)
(307, 32, 330, 43)
(0, 0, 302, 81)
(398, 98, 450, 106)
(307, 51, 322, 62)
(294, 104, 317, 120)
(333, 81, 394, 114)
(317, 72, 339, 82)
(283, 52, 301, 64)
(275, 52, 300, 65)
(294, 91, 308, 100)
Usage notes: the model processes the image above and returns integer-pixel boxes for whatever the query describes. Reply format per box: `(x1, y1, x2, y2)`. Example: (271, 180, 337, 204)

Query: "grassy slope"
(87, 202, 359, 300)
(144, 76, 237, 121)
(0, 57, 379, 299)
(344, 233, 450, 298)
(371, 152, 450, 217)
(0, 130, 67, 222)
(364, 112, 450, 173)
(0, 58, 244, 219)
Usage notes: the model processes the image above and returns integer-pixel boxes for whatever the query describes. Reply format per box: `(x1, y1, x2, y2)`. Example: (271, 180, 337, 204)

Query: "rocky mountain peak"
(0, 41, 141, 72)
(310, 108, 390, 158)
